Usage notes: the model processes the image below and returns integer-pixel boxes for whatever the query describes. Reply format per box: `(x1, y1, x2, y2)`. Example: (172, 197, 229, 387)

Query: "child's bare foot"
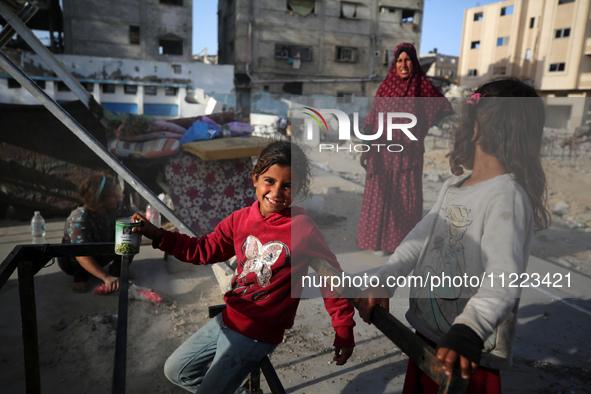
(72, 281, 87, 293)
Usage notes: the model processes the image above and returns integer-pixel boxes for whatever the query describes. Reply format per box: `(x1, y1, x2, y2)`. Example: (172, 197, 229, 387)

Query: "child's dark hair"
(79, 173, 117, 210)
(448, 78, 550, 231)
(251, 140, 311, 201)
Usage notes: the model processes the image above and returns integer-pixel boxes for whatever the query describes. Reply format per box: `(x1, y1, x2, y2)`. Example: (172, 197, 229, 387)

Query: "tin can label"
(115, 218, 142, 255)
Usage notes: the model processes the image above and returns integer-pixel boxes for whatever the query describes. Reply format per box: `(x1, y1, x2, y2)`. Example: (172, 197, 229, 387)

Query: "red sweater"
(156, 201, 356, 346)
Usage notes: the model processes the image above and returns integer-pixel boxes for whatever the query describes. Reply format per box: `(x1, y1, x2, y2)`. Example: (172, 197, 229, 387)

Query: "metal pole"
(18, 260, 41, 394)
(0, 2, 38, 48)
(309, 258, 468, 394)
(112, 255, 130, 394)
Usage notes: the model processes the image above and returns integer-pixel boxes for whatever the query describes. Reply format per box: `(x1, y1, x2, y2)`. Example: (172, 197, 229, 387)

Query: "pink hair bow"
(467, 93, 481, 105)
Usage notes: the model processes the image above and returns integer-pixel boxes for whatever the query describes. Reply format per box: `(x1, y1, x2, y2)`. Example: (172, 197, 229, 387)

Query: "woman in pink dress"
(357, 43, 453, 255)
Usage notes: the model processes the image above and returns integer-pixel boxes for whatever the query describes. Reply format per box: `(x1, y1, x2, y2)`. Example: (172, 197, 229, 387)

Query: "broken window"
(159, 36, 183, 56)
(287, 0, 315, 17)
(336, 46, 356, 62)
(102, 84, 116, 94)
(160, 0, 183, 5)
(549, 62, 566, 72)
(493, 66, 506, 75)
(274, 44, 312, 61)
(283, 82, 303, 95)
(379, 6, 396, 13)
(471, 41, 480, 49)
(130, 26, 140, 45)
(474, 12, 483, 21)
(500, 6, 514, 16)
(467, 69, 478, 77)
(341, 2, 359, 19)
(275, 44, 290, 59)
(7, 78, 21, 88)
(165, 87, 178, 96)
(337, 92, 354, 103)
(124, 85, 138, 95)
(145, 86, 158, 96)
(291, 45, 312, 61)
(554, 28, 571, 38)
(401, 9, 414, 23)
(497, 37, 510, 46)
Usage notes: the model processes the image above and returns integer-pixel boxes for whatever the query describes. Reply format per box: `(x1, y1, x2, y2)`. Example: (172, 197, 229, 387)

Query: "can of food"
(115, 218, 143, 255)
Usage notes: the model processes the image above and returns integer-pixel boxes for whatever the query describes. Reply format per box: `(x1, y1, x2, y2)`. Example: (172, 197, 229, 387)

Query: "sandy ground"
(1, 134, 591, 393)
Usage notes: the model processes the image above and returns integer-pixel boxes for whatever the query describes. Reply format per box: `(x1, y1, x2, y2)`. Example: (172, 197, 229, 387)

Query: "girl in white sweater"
(357, 78, 550, 394)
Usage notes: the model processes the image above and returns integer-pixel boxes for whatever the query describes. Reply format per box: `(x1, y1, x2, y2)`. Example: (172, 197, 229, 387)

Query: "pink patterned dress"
(357, 43, 453, 253)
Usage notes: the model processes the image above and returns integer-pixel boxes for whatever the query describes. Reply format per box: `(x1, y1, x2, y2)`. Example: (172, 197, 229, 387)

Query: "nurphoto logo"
(300, 107, 418, 153)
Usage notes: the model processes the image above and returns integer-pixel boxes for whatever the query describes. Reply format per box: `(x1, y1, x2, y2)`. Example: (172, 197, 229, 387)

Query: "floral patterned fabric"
(165, 152, 256, 235)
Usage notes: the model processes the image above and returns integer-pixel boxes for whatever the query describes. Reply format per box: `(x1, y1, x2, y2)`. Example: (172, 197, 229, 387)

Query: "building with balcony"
(458, 0, 591, 132)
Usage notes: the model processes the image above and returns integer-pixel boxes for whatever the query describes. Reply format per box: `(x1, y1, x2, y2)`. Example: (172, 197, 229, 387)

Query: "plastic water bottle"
(31, 211, 46, 244)
(146, 204, 161, 227)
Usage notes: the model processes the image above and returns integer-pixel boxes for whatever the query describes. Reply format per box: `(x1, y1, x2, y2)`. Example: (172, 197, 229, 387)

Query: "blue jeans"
(164, 314, 278, 394)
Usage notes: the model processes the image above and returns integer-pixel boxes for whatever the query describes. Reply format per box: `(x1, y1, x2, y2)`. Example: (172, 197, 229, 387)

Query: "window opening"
(554, 28, 571, 38)
(129, 26, 140, 45)
(336, 46, 356, 62)
(159, 36, 183, 55)
(102, 84, 116, 94)
(124, 85, 138, 95)
(549, 62, 566, 72)
(497, 37, 510, 46)
(500, 5, 514, 16)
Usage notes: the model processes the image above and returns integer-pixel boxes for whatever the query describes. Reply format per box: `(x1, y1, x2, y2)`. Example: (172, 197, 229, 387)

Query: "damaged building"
(218, 0, 423, 117)
(0, 0, 233, 219)
(61, 0, 193, 62)
(1, 0, 233, 117)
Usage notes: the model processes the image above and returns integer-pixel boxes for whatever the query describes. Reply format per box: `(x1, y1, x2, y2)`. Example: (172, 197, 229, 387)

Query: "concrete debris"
(553, 200, 570, 216)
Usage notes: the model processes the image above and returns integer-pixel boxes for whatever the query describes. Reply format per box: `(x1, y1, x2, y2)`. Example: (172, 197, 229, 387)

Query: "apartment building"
(61, 0, 193, 62)
(458, 0, 591, 131)
(218, 0, 423, 116)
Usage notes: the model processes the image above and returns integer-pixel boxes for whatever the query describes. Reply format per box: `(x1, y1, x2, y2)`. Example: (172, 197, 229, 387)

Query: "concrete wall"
(19, 52, 234, 94)
(219, 0, 423, 98)
(62, 0, 193, 62)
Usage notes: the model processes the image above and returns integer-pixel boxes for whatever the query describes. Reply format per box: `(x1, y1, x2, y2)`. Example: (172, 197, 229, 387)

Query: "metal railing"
(1, 244, 468, 393)
(0, 242, 131, 394)
(310, 258, 468, 394)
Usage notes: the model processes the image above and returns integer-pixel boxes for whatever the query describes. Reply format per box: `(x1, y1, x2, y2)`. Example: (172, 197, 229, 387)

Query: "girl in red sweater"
(133, 140, 355, 393)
